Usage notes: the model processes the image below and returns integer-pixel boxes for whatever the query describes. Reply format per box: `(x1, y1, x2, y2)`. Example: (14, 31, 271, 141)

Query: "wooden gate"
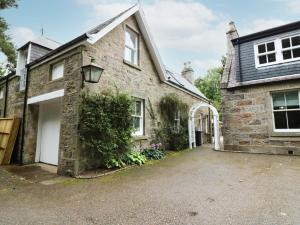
(0, 117, 21, 165)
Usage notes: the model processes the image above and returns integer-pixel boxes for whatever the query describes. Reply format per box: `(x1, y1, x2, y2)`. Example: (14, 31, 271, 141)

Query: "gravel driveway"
(1, 146, 300, 225)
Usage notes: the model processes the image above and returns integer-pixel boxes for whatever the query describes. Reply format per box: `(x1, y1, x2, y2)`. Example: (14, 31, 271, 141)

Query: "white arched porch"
(188, 103, 220, 151)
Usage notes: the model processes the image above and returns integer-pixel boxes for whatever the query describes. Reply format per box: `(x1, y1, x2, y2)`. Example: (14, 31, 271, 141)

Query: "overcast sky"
(2, 0, 300, 77)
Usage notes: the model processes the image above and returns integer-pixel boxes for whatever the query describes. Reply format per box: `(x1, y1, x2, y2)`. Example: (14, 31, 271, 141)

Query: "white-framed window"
(0, 87, 4, 99)
(272, 90, 300, 132)
(132, 99, 144, 136)
(174, 110, 180, 132)
(281, 35, 300, 61)
(51, 62, 64, 80)
(124, 27, 139, 65)
(205, 115, 209, 134)
(254, 34, 300, 68)
(197, 113, 203, 132)
(256, 41, 277, 66)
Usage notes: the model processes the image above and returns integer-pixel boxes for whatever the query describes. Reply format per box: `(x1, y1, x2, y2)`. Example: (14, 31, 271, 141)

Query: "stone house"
(222, 21, 300, 155)
(1, 5, 211, 176)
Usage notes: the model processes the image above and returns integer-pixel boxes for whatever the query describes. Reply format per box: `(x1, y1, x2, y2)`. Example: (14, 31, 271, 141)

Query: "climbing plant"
(79, 90, 134, 167)
(153, 94, 189, 151)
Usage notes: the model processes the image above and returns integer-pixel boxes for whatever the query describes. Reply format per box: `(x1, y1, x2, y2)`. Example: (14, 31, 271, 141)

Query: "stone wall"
(23, 47, 83, 176)
(79, 15, 210, 172)
(222, 80, 300, 155)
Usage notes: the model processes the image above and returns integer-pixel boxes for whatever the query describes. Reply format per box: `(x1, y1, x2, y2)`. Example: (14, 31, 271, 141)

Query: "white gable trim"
(86, 5, 168, 82)
(27, 89, 64, 104)
(87, 5, 139, 44)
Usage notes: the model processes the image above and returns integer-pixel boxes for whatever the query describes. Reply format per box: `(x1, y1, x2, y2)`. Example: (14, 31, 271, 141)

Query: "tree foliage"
(195, 57, 226, 112)
(0, 0, 18, 71)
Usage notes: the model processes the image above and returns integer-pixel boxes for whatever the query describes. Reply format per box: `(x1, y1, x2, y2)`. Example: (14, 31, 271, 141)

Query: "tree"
(0, 0, 18, 72)
(195, 57, 226, 113)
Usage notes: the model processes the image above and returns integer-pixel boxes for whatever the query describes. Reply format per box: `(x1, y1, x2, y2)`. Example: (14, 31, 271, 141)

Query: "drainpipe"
(20, 66, 30, 165)
(3, 75, 9, 117)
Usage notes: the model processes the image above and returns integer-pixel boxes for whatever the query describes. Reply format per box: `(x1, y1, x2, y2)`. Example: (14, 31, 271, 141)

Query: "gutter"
(27, 34, 88, 68)
(19, 67, 29, 165)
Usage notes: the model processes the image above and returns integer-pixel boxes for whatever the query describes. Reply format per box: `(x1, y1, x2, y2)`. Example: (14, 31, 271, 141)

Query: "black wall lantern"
(82, 61, 104, 83)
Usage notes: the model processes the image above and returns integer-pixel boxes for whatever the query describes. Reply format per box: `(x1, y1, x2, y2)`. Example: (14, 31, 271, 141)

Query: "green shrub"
(122, 151, 147, 166)
(105, 151, 147, 169)
(142, 148, 165, 160)
(79, 90, 133, 168)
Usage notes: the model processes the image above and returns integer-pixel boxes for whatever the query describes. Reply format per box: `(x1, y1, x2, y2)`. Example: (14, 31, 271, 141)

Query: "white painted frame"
(132, 99, 144, 136)
(86, 4, 168, 82)
(271, 90, 300, 132)
(124, 27, 139, 65)
(188, 103, 220, 151)
(27, 89, 64, 105)
(254, 33, 300, 69)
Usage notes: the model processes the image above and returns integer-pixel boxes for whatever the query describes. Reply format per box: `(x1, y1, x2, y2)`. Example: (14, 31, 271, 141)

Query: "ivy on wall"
(79, 90, 133, 167)
(154, 94, 189, 151)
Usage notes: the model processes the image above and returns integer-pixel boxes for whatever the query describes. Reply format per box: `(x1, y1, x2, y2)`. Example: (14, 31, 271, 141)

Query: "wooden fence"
(0, 117, 21, 165)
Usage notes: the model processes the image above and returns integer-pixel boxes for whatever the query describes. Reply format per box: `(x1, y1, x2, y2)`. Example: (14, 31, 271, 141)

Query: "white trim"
(86, 4, 168, 82)
(27, 89, 64, 105)
(188, 103, 220, 151)
(254, 34, 300, 69)
(87, 4, 140, 44)
(271, 90, 300, 132)
(132, 99, 144, 136)
(27, 43, 32, 64)
(29, 41, 86, 69)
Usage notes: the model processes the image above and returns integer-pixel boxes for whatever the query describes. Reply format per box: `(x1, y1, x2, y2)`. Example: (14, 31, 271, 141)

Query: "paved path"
(1, 147, 300, 225)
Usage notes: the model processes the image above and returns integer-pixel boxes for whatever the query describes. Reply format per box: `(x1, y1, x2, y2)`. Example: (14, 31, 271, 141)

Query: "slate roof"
(27, 4, 207, 100)
(19, 36, 61, 50)
(87, 5, 137, 36)
(166, 70, 207, 99)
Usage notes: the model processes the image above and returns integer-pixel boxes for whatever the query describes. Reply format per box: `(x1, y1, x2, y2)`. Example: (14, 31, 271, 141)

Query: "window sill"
(123, 60, 141, 71)
(48, 77, 64, 84)
(271, 131, 300, 137)
(133, 135, 148, 141)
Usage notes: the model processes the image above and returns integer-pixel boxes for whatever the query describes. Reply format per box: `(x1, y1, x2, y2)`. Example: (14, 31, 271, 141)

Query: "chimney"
(221, 21, 239, 88)
(181, 61, 195, 84)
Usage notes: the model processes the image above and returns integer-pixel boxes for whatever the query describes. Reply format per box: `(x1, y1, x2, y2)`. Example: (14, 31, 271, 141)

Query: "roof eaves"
(232, 20, 300, 45)
(27, 33, 88, 68)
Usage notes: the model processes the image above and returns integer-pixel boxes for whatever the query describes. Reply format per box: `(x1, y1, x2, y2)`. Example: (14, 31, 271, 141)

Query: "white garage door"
(37, 99, 61, 165)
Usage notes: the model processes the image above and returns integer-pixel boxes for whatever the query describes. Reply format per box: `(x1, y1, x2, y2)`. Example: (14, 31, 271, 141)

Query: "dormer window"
(124, 27, 139, 66)
(254, 34, 300, 68)
(281, 35, 300, 60)
(256, 41, 276, 65)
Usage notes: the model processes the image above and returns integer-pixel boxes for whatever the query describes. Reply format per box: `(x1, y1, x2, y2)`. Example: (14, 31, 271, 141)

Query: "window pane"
(135, 101, 141, 115)
(259, 55, 267, 64)
(125, 47, 132, 62)
(283, 50, 292, 60)
(267, 53, 276, 63)
(258, 44, 266, 53)
(286, 91, 299, 109)
(274, 112, 288, 129)
(273, 92, 286, 110)
(292, 48, 300, 58)
(267, 42, 275, 51)
(125, 29, 137, 49)
(292, 36, 300, 47)
(282, 38, 291, 48)
(288, 111, 300, 129)
(51, 63, 64, 80)
(133, 117, 140, 130)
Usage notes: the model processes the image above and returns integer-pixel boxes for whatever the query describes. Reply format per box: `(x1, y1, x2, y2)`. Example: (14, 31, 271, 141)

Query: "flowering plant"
(151, 143, 162, 150)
